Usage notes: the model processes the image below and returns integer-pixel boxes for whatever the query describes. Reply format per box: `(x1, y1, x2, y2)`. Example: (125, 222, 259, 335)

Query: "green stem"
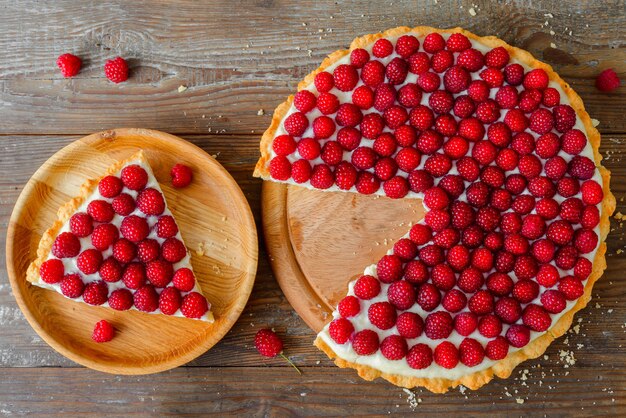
(280, 353, 302, 375)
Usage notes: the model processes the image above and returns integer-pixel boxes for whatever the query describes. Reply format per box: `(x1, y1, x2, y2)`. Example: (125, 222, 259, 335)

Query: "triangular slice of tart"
(27, 150, 214, 322)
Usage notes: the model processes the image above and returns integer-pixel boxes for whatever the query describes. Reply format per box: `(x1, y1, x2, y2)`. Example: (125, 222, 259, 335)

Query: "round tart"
(254, 26, 614, 392)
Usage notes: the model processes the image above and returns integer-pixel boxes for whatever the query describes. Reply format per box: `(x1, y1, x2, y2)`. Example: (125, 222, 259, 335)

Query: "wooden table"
(1, 1, 624, 415)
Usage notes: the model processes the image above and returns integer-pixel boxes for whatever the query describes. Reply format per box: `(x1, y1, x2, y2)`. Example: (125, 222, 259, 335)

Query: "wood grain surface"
(0, 0, 624, 416)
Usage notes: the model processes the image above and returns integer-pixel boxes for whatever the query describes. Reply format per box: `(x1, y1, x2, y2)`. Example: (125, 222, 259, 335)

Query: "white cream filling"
(266, 32, 603, 378)
(36, 158, 212, 322)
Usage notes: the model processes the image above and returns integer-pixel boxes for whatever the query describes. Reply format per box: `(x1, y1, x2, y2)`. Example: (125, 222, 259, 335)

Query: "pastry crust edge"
(254, 25, 615, 392)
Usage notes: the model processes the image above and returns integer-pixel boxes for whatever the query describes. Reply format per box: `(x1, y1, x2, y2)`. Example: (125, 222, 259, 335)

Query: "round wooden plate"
(262, 182, 424, 333)
(6, 128, 258, 374)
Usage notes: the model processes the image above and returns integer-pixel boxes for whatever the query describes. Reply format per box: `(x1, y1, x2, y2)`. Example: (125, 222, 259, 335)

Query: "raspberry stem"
(280, 353, 302, 375)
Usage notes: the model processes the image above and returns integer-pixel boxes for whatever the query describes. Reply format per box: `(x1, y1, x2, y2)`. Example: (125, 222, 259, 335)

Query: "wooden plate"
(262, 182, 424, 333)
(6, 128, 258, 374)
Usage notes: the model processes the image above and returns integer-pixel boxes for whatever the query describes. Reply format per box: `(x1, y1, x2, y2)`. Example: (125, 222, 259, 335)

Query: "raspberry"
(354, 275, 381, 300)
(296, 138, 320, 161)
(333, 64, 359, 91)
(77, 249, 103, 275)
(133, 284, 159, 312)
(309, 164, 334, 189)
(495, 85, 519, 109)
(317, 92, 340, 114)
(536, 264, 559, 288)
(453, 95, 475, 118)
(471, 247, 495, 271)
(396, 312, 423, 339)
(574, 229, 598, 253)
(504, 109, 529, 132)
(382, 176, 409, 199)
(83, 281, 108, 306)
(485, 47, 509, 68)
(254, 328, 284, 358)
(172, 268, 196, 292)
(397, 84, 422, 109)
(486, 272, 513, 296)
(431, 50, 454, 73)
(69, 212, 93, 237)
(136, 188, 165, 216)
(383, 105, 408, 129)
(355, 171, 380, 194)
(320, 140, 343, 165)
(452, 311, 477, 336)
(417, 129, 443, 154)
(529, 108, 555, 134)
(513, 279, 539, 304)
(545, 156, 568, 180)
(120, 215, 149, 243)
(336, 127, 361, 151)
(532, 239, 556, 263)
(314, 71, 334, 92)
(429, 90, 454, 114)
(395, 35, 419, 57)
(447, 245, 470, 271)
(329, 318, 354, 344)
(108, 288, 133, 311)
(468, 290, 494, 315)
(424, 311, 453, 340)
(441, 289, 466, 313)
(446, 33, 471, 51)
(350, 48, 370, 68)
(40, 259, 65, 284)
(476, 206, 501, 232)
(146, 260, 174, 288)
(334, 161, 357, 190)
(283, 112, 309, 137)
(87, 200, 114, 223)
(372, 38, 393, 58)
(433, 341, 459, 369)
(170, 163, 193, 188)
(468, 80, 490, 102)
(385, 57, 409, 84)
(352, 85, 375, 109)
(161, 237, 187, 263)
(121, 262, 146, 289)
(417, 283, 441, 311)
(536, 198, 560, 219)
(154, 215, 177, 239)
(360, 113, 385, 139)
(56, 53, 82, 77)
(581, 180, 603, 205)
(374, 83, 396, 111)
(457, 48, 484, 72)
(293, 90, 317, 113)
(547, 220, 574, 245)
(407, 169, 434, 193)
(541, 289, 567, 313)
(522, 304, 552, 332)
(98, 175, 123, 198)
(112, 193, 136, 216)
(523, 68, 549, 90)
(361, 60, 385, 87)
(459, 338, 485, 367)
(409, 105, 435, 131)
(52, 232, 81, 258)
(555, 246, 579, 270)
(431, 264, 456, 291)
(512, 194, 535, 215)
(104, 57, 129, 83)
(60, 274, 84, 298)
(433, 228, 460, 249)
(443, 136, 469, 160)
(504, 63, 524, 85)
(352, 329, 379, 355)
(417, 72, 441, 92)
(99, 257, 122, 283)
(595, 68, 620, 92)
(581, 205, 600, 229)
(392, 238, 417, 261)
(458, 267, 484, 293)
(458, 117, 485, 142)
(406, 343, 433, 369)
(338, 295, 360, 317)
(574, 255, 593, 278)
(495, 297, 522, 324)
(159, 286, 182, 315)
(374, 158, 398, 181)
(553, 104, 577, 133)
(439, 175, 465, 198)
(424, 209, 450, 232)
(92, 320, 115, 343)
(407, 52, 430, 75)
(121, 165, 148, 190)
(558, 276, 585, 300)
(480, 68, 504, 87)
(485, 336, 509, 360)
(380, 335, 408, 360)
(443, 65, 471, 93)
(560, 129, 586, 155)
(506, 324, 531, 348)
(373, 133, 397, 157)
(542, 87, 561, 107)
(457, 157, 480, 182)
(422, 33, 445, 53)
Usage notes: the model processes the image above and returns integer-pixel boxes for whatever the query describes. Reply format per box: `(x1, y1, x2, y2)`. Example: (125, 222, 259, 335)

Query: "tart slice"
(255, 26, 614, 392)
(27, 150, 214, 322)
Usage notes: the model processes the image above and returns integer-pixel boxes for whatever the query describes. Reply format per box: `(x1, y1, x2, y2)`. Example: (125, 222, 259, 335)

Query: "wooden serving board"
(6, 128, 258, 374)
(262, 182, 424, 332)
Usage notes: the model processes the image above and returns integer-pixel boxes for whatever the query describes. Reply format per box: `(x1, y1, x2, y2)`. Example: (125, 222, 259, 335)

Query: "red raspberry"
(361, 60, 385, 87)
(446, 33, 471, 52)
(98, 175, 123, 198)
(504, 63, 524, 85)
(374, 158, 398, 181)
(424, 209, 451, 232)
(408, 51, 430, 74)
(40, 259, 65, 284)
(372, 133, 397, 157)
(375, 254, 402, 283)
(511, 132, 535, 155)
(487, 122, 512, 148)
(544, 156, 568, 180)
(547, 220, 574, 245)
(537, 264, 559, 287)
(334, 161, 357, 190)
(314, 71, 334, 92)
(486, 272, 513, 296)
(553, 104, 577, 133)
(121, 164, 148, 190)
(433, 228, 460, 249)
(542, 87, 561, 107)
(69, 212, 93, 237)
(471, 247, 495, 271)
(417, 283, 441, 311)
(523, 68, 549, 90)
(104, 57, 129, 83)
(320, 140, 343, 165)
(406, 343, 433, 369)
(382, 176, 409, 199)
(350, 48, 370, 68)
(385, 57, 409, 84)
(283, 112, 309, 137)
(506, 324, 531, 348)
(296, 138, 320, 161)
(480, 68, 504, 87)
(161, 237, 187, 263)
(595, 68, 620, 92)
(444, 66, 471, 93)
(352, 329, 379, 355)
(453, 95, 475, 118)
(495, 297, 522, 324)
(293, 90, 316, 113)
(536, 197, 560, 219)
(337, 127, 362, 151)
(329, 318, 354, 344)
(56, 53, 82, 77)
(121, 262, 146, 289)
(380, 335, 408, 360)
(461, 226, 485, 249)
(395, 35, 419, 57)
(468, 290, 494, 315)
(87, 200, 114, 223)
(409, 105, 435, 131)
(397, 84, 422, 109)
(490, 189, 512, 211)
(317, 92, 340, 114)
(560, 198, 583, 223)
(518, 154, 542, 179)
(431, 264, 456, 291)
(574, 229, 598, 253)
(575, 255, 592, 279)
(486, 336, 509, 360)
(529, 108, 555, 134)
(431, 50, 454, 73)
(424, 311, 453, 340)
(120, 215, 149, 243)
(360, 113, 385, 139)
(60, 273, 85, 298)
(581, 205, 600, 229)
(453, 311, 477, 336)
(372, 38, 393, 58)
(485, 47, 509, 68)
(504, 109, 529, 132)
(77, 249, 103, 275)
(532, 239, 556, 263)
(512, 279, 539, 304)
(52, 232, 81, 258)
(338, 295, 360, 317)
(514, 255, 539, 280)
(403, 260, 429, 284)
(423, 32, 445, 53)
(159, 286, 182, 315)
(476, 206, 501, 232)
(557, 177, 581, 197)
(309, 164, 334, 189)
(172, 268, 196, 292)
(392, 238, 418, 261)
(92, 320, 115, 343)
(374, 83, 396, 111)
(447, 245, 470, 271)
(459, 338, 485, 367)
(561, 129, 586, 155)
(355, 171, 380, 194)
(558, 276, 584, 300)
(429, 90, 454, 114)
(434, 341, 459, 369)
(416, 129, 443, 155)
(333, 64, 359, 91)
(112, 193, 136, 216)
(441, 289, 466, 313)
(555, 246, 579, 270)
(108, 288, 133, 311)
(468, 79, 490, 102)
(457, 48, 484, 72)
(254, 328, 283, 357)
(133, 284, 159, 312)
(83, 281, 108, 306)
(353, 275, 381, 300)
(99, 257, 122, 283)
(417, 72, 441, 92)
(154, 215, 178, 238)
(581, 180, 603, 205)
(170, 164, 193, 188)
(396, 312, 423, 339)
(407, 224, 431, 245)
(522, 304, 552, 332)
(458, 117, 485, 142)
(352, 85, 375, 109)
(518, 89, 542, 112)
(443, 136, 469, 159)
(368, 301, 397, 330)
(458, 267, 484, 293)
(383, 106, 408, 129)
(136, 188, 165, 216)
(407, 169, 433, 193)
(541, 289, 567, 313)
(495, 85, 519, 109)
(145, 260, 174, 288)
(438, 175, 465, 199)
(456, 157, 480, 182)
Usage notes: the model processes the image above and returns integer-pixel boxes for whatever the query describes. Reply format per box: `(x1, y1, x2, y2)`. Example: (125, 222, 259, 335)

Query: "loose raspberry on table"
(92, 320, 115, 343)
(56, 53, 82, 78)
(104, 57, 129, 83)
(595, 68, 620, 92)
(170, 163, 193, 188)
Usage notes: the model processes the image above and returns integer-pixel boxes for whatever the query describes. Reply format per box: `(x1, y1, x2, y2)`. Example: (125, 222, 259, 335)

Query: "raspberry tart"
(27, 150, 214, 322)
(255, 27, 614, 392)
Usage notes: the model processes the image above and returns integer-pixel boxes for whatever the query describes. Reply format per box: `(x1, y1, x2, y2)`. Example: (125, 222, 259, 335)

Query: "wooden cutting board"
(262, 182, 424, 332)
(6, 128, 258, 374)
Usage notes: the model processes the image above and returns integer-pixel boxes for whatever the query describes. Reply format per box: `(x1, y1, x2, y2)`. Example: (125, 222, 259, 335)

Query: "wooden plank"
(0, 0, 624, 135)
(0, 367, 623, 416)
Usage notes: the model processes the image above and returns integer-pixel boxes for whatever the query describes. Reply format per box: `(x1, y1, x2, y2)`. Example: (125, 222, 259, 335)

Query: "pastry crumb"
(257, 109, 265, 116)
(516, 398, 525, 404)
(177, 85, 188, 93)
(468, 7, 476, 16)
(591, 118, 600, 127)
